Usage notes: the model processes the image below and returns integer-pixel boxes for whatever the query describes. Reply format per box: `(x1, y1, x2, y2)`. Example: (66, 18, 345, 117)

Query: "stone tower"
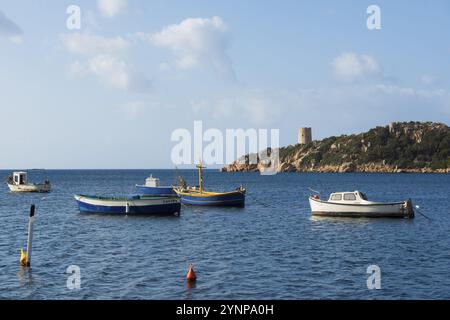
(298, 127, 312, 144)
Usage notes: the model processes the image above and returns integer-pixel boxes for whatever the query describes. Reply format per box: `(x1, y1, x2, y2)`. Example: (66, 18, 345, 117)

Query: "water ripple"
(0, 170, 449, 299)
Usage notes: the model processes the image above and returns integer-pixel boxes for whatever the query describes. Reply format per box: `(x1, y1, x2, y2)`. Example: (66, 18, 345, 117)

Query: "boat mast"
(196, 159, 206, 193)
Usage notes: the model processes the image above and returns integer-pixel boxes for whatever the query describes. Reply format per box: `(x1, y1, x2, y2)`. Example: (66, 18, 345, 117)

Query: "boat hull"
(175, 190, 245, 207)
(74, 195, 181, 215)
(7, 183, 51, 193)
(135, 185, 176, 196)
(309, 197, 414, 218)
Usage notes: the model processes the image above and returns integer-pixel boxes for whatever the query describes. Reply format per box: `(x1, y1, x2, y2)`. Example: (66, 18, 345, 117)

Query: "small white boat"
(135, 175, 177, 196)
(7, 172, 51, 193)
(309, 190, 414, 219)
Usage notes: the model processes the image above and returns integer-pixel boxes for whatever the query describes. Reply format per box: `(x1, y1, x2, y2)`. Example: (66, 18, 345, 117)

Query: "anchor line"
(413, 204, 433, 221)
(246, 192, 279, 209)
(248, 192, 306, 210)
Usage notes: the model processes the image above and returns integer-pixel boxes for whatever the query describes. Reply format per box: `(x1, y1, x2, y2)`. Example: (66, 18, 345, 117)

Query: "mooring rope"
(246, 192, 281, 209)
(413, 204, 433, 221)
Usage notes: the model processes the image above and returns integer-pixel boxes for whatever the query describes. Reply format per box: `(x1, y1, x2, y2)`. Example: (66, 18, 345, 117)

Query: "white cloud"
(87, 54, 130, 90)
(61, 33, 151, 92)
(61, 33, 129, 56)
(333, 52, 380, 81)
(189, 84, 450, 132)
(374, 84, 415, 96)
(82, 54, 151, 91)
(68, 60, 88, 77)
(0, 10, 23, 43)
(238, 94, 280, 125)
(120, 101, 146, 118)
(191, 90, 282, 125)
(147, 16, 234, 78)
(97, 0, 127, 17)
(419, 74, 436, 85)
(375, 84, 447, 98)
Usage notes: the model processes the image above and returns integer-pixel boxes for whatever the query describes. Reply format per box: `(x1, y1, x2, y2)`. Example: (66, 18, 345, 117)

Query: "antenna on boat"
(173, 165, 179, 186)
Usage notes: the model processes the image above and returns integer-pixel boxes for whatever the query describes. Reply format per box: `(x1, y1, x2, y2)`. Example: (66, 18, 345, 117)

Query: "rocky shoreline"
(221, 122, 450, 174)
(221, 161, 450, 173)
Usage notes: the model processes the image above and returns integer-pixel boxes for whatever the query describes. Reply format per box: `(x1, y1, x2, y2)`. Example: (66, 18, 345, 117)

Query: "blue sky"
(0, 0, 449, 169)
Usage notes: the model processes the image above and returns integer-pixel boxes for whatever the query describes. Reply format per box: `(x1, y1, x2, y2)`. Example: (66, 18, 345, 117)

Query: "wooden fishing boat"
(309, 190, 414, 218)
(7, 172, 51, 193)
(135, 175, 176, 196)
(174, 161, 246, 207)
(74, 194, 181, 215)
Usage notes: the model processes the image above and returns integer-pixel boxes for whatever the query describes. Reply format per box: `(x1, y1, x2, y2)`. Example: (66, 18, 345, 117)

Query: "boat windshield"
(330, 194, 342, 201)
(359, 192, 368, 200)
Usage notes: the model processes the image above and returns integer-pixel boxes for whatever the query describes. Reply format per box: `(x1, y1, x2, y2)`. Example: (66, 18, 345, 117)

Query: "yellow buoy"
(20, 248, 27, 266)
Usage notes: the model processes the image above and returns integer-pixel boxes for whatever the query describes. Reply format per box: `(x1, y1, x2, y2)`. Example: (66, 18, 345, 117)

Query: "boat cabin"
(328, 191, 368, 204)
(11, 172, 28, 186)
(144, 175, 160, 187)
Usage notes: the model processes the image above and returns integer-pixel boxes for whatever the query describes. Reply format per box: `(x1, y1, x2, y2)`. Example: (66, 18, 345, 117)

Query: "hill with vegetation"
(221, 122, 450, 173)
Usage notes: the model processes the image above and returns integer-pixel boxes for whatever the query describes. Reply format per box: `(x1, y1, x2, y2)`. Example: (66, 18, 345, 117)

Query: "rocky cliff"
(221, 122, 450, 173)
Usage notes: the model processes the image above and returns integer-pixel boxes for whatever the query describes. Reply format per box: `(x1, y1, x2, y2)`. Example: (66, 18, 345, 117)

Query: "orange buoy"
(186, 264, 197, 282)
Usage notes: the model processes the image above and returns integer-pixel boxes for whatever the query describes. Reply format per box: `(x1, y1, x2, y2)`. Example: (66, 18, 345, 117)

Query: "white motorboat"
(7, 172, 51, 193)
(135, 175, 177, 196)
(309, 190, 414, 218)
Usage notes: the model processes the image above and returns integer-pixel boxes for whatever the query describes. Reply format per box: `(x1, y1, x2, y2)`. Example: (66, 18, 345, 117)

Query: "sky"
(0, 0, 449, 169)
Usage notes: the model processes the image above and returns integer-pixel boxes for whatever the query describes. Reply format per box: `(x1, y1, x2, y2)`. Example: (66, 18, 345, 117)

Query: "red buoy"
(186, 264, 197, 282)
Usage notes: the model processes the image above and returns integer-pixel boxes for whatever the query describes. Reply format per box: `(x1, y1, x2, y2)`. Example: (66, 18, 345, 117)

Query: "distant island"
(221, 122, 450, 173)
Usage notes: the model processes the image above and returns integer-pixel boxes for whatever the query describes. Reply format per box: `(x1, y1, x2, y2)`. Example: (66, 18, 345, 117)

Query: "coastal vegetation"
(222, 122, 450, 173)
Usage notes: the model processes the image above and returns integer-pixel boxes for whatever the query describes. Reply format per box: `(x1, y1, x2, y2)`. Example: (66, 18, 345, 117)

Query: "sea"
(0, 170, 449, 299)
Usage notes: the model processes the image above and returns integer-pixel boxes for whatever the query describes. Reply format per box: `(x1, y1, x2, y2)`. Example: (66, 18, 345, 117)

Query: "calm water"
(0, 170, 449, 299)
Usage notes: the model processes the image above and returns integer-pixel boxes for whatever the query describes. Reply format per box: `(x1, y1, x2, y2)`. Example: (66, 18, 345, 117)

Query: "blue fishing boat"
(174, 161, 246, 207)
(135, 175, 176, 196)
(74, 194, 181, 216)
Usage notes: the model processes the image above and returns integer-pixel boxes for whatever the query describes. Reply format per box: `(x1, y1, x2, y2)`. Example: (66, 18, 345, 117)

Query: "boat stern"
(404, 199, 415, 219)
